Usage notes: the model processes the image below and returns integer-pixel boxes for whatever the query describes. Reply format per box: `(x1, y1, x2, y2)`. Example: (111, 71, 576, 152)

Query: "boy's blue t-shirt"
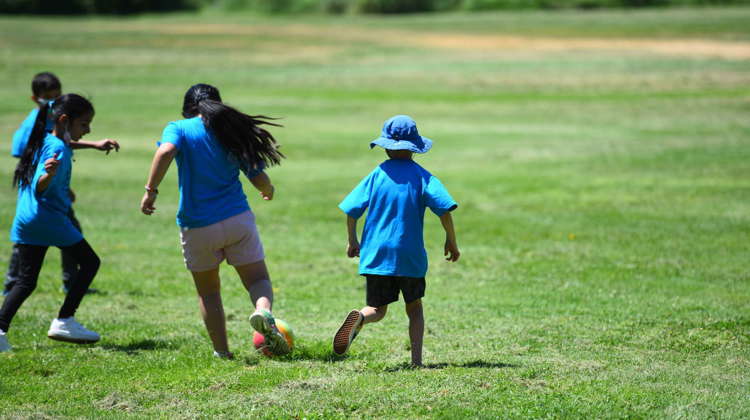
(159, 117, 264, 229)
(339, 159, 457, 278)
(11, 133, 82, 247)
(11, 108, 39, 157)
(11, 107, 56, 158)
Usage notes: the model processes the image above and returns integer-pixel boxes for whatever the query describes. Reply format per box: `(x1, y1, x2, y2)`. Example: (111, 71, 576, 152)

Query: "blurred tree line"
(1, 0, 747, 14)
(0, 0, 200, 14)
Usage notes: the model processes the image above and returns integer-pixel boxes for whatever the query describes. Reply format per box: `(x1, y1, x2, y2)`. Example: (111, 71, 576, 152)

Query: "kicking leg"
(361, 305, 387, 325)
(235, 260, 289, 355)
(234, 260, 272, 312)
(333, 305, 387, 356)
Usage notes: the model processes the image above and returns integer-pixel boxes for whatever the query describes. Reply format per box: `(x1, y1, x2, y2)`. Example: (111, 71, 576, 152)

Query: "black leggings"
(4, 209, 83, 291)
(0, 239, 100, 333)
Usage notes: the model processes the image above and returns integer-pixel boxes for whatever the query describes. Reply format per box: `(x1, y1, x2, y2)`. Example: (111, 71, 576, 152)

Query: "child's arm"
(346, 216, 360, 258)
(70, 139, 120, 154)
(439, 211, 460, 262)
(37, 153, 61, 193)
(140, 143, 177, 215)
(248, 172, 274, 201)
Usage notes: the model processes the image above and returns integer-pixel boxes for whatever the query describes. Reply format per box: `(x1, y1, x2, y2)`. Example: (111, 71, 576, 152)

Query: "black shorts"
(365, 275, 425, 307)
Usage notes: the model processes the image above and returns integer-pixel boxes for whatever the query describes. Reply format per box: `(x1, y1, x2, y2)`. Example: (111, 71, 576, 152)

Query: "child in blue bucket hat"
(334, 115, 460, 367)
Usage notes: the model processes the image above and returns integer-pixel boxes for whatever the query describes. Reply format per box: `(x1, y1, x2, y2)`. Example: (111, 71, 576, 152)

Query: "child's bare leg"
(191, 268, 229, 354)
(405, 299, 424, 367)
(361, 305, 388, 325)
(234, 260, 272, 311)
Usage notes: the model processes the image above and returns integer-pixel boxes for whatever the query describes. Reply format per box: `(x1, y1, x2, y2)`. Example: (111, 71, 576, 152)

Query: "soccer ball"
(253, 318, 294, 356)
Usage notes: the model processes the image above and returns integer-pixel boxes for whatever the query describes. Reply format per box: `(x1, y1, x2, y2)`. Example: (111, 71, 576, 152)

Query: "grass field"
(1, 7, 749, 418)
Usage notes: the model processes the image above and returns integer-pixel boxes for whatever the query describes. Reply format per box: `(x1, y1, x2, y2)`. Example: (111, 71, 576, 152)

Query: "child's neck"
(386, 150, 413, 160)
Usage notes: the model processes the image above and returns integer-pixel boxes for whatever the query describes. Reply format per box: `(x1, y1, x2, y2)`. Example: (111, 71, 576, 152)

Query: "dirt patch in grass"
(75, 21, 750, 60)
(95, 392, 138, 412)
(413, 34, 750, 60)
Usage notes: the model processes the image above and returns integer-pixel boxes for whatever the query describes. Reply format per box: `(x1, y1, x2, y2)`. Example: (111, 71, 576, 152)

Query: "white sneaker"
(250, 309, 290, 355)
(47, 317, 100, 344)
(213, 350, 234, 359)
(0, 330, 10, 352)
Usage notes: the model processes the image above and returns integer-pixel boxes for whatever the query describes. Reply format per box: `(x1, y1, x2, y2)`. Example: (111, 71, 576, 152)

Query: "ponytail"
(13, 103, 50, 188)
(182, 83, 284, 170)
(13, 93, 94, 188)
(198, 99, 284, 169)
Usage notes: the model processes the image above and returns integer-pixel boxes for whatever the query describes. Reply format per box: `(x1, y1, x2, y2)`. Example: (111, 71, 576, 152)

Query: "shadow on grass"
(385, 360, 518, 372)
(100, 338, 178, 355)
(278, 343, 348, 363)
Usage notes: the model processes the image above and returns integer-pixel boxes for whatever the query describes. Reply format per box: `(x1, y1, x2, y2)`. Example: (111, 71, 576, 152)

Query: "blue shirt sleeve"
(11, 109, 38, 158)
(339, 172, 374, 219)
(159, 121, 183, 150)
(32, 142, 65, 197)
(240, 160, 265, 180)
(424, 176, 457, 216)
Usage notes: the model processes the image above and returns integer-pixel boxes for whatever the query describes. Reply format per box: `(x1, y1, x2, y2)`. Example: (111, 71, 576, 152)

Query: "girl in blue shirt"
(140, 84, 289, 359)
(4, 72, 119, 298)
(0, 94, 104, 353)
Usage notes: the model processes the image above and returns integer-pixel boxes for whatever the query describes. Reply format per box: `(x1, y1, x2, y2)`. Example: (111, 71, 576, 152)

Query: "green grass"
(1, 7, 749, 418)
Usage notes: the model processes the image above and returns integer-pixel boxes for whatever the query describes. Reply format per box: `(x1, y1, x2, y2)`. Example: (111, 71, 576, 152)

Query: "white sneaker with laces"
(250, 309, 290, 355)
(47, 317, 100, 344)
(0, 330, 11, 352)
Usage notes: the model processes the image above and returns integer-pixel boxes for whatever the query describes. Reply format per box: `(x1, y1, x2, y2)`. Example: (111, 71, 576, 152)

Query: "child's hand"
(68, 188, 76, 203)
(259, 185, 275, 201)
(444, 239, 460, 262)
(44, 153, 61, 176)
(347, 240, 360, 258)
(140, 191, 157, 215)
(94, 139, 120, 154)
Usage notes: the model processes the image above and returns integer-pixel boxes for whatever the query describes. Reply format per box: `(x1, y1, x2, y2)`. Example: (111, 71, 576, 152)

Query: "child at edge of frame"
(333, 114, 460, 367)
(0, 94, 112, 353)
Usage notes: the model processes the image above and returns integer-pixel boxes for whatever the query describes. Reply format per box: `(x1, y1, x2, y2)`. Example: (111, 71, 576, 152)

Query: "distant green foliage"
(211, 0, 750, 13)
(355, 0, 435, 13)
(2, 0, 749, 13)
(0, 0, 200, 14)
(215, 0, 318, 12)
(456, 0, 750, 9)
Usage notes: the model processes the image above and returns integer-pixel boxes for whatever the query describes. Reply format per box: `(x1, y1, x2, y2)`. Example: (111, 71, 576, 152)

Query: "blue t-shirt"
(11, 133, 82, 247)
(159, 117, 264, 229)
(339, 159, 457, 278)
(11, 109, 38, 158)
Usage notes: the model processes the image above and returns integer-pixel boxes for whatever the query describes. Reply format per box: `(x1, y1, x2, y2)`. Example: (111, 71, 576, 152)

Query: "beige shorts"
(180, 210, 265, 272)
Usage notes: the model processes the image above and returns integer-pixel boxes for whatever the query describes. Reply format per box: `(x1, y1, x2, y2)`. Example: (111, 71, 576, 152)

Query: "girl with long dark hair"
(0, 94, 104, 352)
(140, 84, 288, 359)
(4, 72, 119, 298)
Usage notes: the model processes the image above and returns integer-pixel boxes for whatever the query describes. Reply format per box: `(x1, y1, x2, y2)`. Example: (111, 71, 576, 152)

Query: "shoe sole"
(250, 312, 290, 355)
(333, 310, 363, 356)
(47, 334, 99, 344)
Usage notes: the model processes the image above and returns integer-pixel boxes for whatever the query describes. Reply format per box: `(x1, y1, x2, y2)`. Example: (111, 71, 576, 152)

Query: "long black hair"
(13, 94, 94, 188)
(182, 83, 284, 170)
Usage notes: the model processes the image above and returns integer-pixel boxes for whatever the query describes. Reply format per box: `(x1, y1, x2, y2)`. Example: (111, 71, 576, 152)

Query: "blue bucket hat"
(370, 115, 432, 154)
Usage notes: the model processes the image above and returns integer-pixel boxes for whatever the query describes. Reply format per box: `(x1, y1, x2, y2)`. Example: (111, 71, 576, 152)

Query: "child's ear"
(57, 114, 70, 125)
